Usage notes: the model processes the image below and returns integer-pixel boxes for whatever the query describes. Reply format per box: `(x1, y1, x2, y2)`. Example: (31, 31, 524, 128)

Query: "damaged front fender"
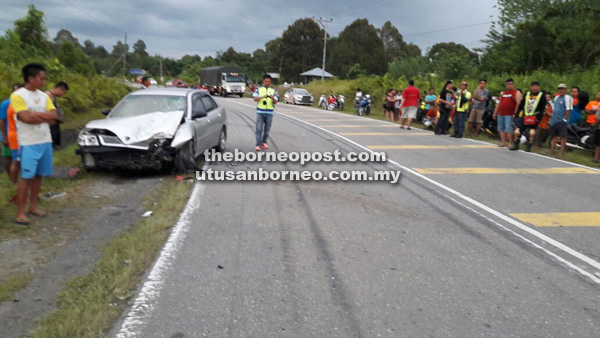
(171, 122, 195, 148)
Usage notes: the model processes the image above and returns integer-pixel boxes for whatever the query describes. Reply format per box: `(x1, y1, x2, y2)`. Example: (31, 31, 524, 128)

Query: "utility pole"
(123, 32, 127, 79)
(312, 17, 332, 80)
(159, 55, 164, 84)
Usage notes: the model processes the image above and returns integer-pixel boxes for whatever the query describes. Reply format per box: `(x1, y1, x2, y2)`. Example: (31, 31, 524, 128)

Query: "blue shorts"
(497, 115, 514, 133)
(20, 143, 53, 179)
(12, 148, 20, 161)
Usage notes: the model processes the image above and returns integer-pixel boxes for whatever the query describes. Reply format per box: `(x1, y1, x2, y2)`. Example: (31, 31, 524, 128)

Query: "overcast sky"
(0, 0, 498, 59)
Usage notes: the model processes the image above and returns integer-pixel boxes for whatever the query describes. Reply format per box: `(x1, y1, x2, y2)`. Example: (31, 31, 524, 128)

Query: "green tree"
(53, 29, 79, 46)
(346, 63, 367, 79)
(378, 21, 421, 61)
(331, 19, 387, 78)
(428, 42, 478, 61)
(279, 18, 324, 82)
(14, 5, 49, 51)
(56, 41, 94, 75)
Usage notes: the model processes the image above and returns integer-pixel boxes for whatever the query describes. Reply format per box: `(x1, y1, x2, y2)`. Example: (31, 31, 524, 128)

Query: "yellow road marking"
(413, 167, 600, 175)
(340, 132, 431, 136)
(321, 125, 399, 128)
(368, 145, 495, 150)
(511, 212, 600, 227)
(300, 119, 377, 122)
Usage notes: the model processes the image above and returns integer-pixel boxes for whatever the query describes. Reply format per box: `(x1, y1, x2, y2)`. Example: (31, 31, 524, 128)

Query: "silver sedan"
(76, 88, 227, 172)
(284, 88, 314, 105)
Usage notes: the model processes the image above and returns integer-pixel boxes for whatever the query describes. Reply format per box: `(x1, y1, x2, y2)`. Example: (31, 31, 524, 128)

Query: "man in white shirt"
(11, 63, 57, 225)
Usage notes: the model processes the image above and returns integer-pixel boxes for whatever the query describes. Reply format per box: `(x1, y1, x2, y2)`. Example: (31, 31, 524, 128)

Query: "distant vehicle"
(200, 66, 246, 97)
(76, 88, 227, 172)
(165, 81, 174, 87)
(149, 78, 158, 86)
(284, 88, 314, 105)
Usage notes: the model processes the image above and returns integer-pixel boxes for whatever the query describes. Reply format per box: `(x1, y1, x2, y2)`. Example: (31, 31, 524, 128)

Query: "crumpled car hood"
(85, 111, 185, 145)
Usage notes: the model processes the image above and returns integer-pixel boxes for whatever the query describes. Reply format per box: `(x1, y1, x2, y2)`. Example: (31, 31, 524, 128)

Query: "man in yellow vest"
(252, 74, 278, 151)
(511, 81, 547, 152)
(450, 81, 471, 138)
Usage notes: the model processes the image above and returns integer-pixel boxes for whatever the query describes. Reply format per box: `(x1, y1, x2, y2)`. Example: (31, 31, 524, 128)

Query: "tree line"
(3, 1, 599, 86)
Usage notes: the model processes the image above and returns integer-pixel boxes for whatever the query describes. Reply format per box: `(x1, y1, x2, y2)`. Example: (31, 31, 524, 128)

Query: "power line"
(63, 0, 125, 34)
(404, 22, 492, 37)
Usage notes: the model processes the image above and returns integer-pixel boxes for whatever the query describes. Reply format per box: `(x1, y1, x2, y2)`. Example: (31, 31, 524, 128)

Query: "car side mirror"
(192, 110, 207, 119)
(101, 109, 111, 116)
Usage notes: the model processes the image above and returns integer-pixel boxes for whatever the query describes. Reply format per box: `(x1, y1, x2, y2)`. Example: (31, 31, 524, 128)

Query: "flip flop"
(27, 210, 48, 217)
(14, 217, 31, 226)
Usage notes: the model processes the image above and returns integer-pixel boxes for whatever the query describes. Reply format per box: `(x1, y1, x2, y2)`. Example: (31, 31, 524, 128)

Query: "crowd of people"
(382, 79, 600, 162)
(0, 63, 69, 225)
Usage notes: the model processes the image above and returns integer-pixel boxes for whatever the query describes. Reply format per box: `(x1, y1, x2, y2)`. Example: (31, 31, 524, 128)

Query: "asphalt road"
(114, 97, 600, 338)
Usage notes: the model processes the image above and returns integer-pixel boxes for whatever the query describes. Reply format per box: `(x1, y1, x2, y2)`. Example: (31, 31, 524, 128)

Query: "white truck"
(200, 66, 246, 97)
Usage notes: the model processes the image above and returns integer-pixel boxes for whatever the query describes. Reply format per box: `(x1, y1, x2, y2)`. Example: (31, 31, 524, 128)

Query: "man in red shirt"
(400, 80, 421, 130)
(493, 78, 522, 148)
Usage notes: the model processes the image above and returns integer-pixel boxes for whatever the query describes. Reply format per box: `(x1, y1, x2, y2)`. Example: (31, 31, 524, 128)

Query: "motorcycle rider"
(511, 81, 547, 152)
(355, 88, 363, 113)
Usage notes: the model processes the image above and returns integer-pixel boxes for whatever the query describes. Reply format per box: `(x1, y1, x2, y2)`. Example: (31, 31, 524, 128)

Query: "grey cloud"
(0, 0, 497, 58)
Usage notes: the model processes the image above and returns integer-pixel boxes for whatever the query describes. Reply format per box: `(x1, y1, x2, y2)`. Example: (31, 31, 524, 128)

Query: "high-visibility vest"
(257, 87, 276, 110)
(456, 90, 471, 112)
(524, 92, 542, 116)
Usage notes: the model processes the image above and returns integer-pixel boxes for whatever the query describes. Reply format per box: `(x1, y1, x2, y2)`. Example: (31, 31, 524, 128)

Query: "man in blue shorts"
(11, 63, 57, 225)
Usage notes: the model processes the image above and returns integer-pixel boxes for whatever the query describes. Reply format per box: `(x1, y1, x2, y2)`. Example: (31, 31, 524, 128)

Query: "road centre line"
(511, 212, 600, 227)
(414, 167, 599, 175)
(339, 132, 431, 136)
(224, 99, 600, 284)
(369, 145, 495, 150)
(318, 124, 399, 128)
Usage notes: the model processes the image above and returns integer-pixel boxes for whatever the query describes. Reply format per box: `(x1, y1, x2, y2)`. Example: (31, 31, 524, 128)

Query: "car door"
(190, 93, 212, 156)
(201, 95, 223, 147)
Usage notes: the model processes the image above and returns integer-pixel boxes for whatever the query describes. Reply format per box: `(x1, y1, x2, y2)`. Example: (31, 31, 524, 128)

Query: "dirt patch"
(0, 172, 165, 338)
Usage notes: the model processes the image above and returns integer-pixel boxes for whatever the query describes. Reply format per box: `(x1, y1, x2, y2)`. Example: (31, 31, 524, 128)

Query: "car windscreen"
(226, 73, 245, 83)
(109, 95, 187, 118)
(295, 89, 309, 95)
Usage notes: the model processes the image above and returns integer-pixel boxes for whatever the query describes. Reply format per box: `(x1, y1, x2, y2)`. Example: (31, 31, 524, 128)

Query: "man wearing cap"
(511, 81, 547, 152)
(549, 83, 573, 158)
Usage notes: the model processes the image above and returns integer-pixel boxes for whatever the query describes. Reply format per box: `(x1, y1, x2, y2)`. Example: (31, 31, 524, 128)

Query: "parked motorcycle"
(318, 95, 327, 109)
(327, 95, 337, 111)
(567, 124, 595, 151)
(337, 94, 345, 111)
(357, 95, 371, 116)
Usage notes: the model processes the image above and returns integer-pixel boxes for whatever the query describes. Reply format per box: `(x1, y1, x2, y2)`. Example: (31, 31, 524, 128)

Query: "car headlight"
(78, 134, 99, 146)
(225, 86, 231, 91)
(310, 96, 314, 101)
(241, 86, 245, 91)
(295, 96, 302, 100)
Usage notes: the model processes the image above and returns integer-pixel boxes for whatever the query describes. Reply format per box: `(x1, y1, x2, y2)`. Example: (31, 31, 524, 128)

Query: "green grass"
(0, 272, 33, 302)
(30, 178, 194, 338)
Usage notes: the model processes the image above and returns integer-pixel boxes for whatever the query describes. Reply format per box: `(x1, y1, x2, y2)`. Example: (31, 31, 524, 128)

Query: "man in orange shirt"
(585, 92, 600, 126)
(7, 84, 24, 185)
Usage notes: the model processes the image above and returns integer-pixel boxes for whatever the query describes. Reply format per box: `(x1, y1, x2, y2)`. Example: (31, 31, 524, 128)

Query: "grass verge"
(30, 177, 194, 338)
(0, 272, 33, 302)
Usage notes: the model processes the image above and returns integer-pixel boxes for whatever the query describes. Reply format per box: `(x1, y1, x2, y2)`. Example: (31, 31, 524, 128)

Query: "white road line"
(115, 168, 208, 338)
(223, 98, 600, 284)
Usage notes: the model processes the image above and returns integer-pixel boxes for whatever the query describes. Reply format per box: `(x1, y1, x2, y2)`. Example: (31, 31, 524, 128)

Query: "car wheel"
(215, 128, 226, 153)
(174, 141, 199, 174)
(239, 93, 244, 98)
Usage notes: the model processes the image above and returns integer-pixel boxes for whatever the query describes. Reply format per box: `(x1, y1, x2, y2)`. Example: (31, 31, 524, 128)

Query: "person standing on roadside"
(384, 89, 396, 121)
(45, 81, 69, 147)
(568, 86, 581, 125)
(3, 84, 23, 188)
(468, 79, 489, 136)
(253, 74, 278, 151)
(435, 80, 454, 135)
(511, 81, 547, 152)
(593, 107, 600, 163)
(0, 84, 19, 173)
(11, 63, 58, 225)
(140, 76, 151, 89)
(400, 80, 421, 130)
(534, 92, 553, 149)
(584, 92, 600, 127)
(394, 89, 402, 122)
(549, 83, 573, 158)
(451, 81, 471, 138)
(355, 88, 363, 114)
(493, 79, 522, 148)
(424, 88, 437, 113)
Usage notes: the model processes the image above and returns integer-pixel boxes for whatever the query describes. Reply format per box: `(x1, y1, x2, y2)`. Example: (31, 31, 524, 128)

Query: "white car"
(149, 78, 158, 86)
(284, 88, 314, 105)
(76, 88, 227, 172)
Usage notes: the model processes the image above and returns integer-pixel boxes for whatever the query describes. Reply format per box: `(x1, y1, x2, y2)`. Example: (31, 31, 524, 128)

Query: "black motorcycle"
(566, 124, 595, 151)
